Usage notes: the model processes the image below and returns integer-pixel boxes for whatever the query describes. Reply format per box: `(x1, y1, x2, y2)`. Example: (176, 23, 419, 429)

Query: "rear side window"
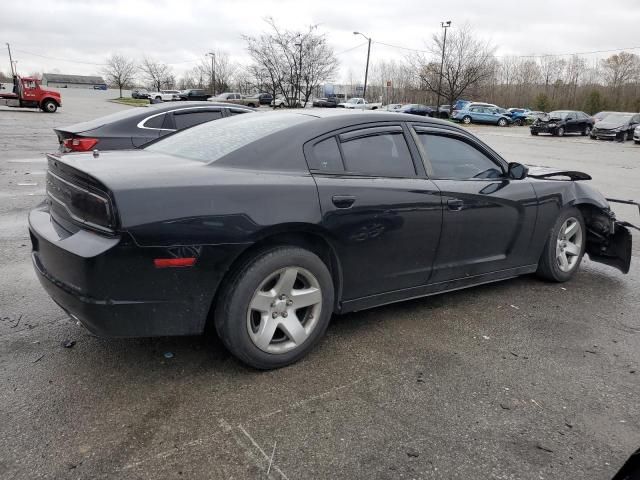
(173, 110, 223, 129)
(340, 131, 415, 177)
(418, 134, 502, 180)
(309, 137, 343, 171)
(229, 108, 250, 116)
(143, 114, 165, 129)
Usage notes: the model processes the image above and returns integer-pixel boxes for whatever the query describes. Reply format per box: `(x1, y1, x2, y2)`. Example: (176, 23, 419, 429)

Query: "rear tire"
(41, 100, 57, 113)
(497, 118, 508, 127)
(214, 246, 334, 370)
(531, 130, 538, 136)
(536, 207, 586, 282)
(462, 116, 472, 124)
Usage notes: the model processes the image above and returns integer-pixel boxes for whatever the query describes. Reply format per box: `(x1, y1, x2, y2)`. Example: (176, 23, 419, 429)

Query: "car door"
(305, 124, 443, 300)
(564, 112, 579, 133)
(412, 126, 538, 283)
(628, 114, 640, 135)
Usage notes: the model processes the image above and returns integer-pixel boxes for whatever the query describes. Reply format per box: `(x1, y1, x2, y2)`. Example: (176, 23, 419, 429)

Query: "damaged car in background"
(530, 110, 594, 137)
(29, 111, 638, 370)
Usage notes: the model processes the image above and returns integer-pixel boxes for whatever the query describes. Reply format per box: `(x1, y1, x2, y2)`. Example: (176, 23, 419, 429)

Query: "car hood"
(596, 119, 629, 129)
(535, 116, 564, 124)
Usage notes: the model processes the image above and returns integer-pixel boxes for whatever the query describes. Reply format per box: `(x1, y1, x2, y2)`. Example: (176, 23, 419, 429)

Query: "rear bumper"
(29, 204, 221, 337)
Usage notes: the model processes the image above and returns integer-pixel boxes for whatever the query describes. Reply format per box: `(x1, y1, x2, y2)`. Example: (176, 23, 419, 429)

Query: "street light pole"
(353, 32, 371, 100)
(206, 51, 216, 96)
(295, 38, 303, 107)
(436, 21, 451, 117)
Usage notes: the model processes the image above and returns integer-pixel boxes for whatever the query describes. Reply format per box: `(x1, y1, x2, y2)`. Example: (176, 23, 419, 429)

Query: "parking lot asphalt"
(1, 90, 639, 480)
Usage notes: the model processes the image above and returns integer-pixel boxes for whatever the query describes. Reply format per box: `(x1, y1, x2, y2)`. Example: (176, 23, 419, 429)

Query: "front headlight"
(635, 126, 640, 133)
(613, 127, 622, 132)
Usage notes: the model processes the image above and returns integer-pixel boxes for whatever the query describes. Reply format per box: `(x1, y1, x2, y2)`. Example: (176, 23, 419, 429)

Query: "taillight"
(154, 258, 196, 268)
(63, 137, 99, 152)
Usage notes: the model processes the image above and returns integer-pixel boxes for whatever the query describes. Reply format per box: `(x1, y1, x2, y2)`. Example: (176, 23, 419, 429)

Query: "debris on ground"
(61, 340, 76, 348)
(32, 354, 45, 363)
(536, 443, 554, 453)
(510, 304, 520, 310)
(406, 448, 420, 458)
(164, 352, 174, 359)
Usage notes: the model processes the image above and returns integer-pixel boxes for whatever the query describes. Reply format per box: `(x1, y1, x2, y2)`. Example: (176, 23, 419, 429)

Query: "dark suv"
(179, 89, 209, 101)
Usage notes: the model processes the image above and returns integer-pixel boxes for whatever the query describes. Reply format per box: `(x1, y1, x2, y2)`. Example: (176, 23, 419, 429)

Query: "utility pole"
(295, 38, 303, 107)
(206, 51, 216, 96)
(6, 43, 15, 77)
(436, 21, 451, 117)
(353, 32, 372, 101)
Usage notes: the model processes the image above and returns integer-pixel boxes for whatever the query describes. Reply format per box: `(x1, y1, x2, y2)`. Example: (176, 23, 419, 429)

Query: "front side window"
(418, 134, 503, 180)
(340, 130, 415, 177)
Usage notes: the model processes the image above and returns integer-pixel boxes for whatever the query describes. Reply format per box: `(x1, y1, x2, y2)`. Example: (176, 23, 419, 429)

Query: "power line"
(13, 49, 107, 66)
(335, 42, 368, 56)
(371, 41, 640, 58)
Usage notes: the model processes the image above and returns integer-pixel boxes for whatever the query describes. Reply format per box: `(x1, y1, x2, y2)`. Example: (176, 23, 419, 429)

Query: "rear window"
(145, 113, 312, 163)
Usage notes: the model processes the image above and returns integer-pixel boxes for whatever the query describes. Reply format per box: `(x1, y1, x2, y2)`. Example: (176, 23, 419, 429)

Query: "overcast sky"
(2, 0, 640, 83)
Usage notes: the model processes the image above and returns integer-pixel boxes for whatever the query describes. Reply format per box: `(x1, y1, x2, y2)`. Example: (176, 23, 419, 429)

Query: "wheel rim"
(45, 102, 55, 112)
(622, 132, 628, 141)
(246, 266, 322, 354)
(463, 116, 471, 124)
(556, 217, 583, 272)
(499, 119, 506, 126)
(558, 127, 564, 136)
(585, 126, 591, 136)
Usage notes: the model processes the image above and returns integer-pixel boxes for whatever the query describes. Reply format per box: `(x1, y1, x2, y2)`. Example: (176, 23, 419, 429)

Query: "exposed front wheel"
(513, 118, 523, 126)
(214, 247, 334, 369)
(462, 116, 472, 124)
(41, 100, 57, 113)
(537, 207, 586, 282)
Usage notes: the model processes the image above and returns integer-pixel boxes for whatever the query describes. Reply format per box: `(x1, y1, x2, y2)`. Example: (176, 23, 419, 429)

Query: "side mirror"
(508, 162, 528, 180)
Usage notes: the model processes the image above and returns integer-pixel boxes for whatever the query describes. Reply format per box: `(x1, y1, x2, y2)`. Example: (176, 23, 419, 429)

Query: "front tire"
(620, 131, 629, 142)
(462, 116, 472, 124)
(536, 207, 586, 282)
(41, 100, 57, 113)
(514, 118, 523, 126)
(556, 126, 565, 137)
(582, 125, 591, 136)
(214, 246, 334, 369)
(497, 118, 508, 127)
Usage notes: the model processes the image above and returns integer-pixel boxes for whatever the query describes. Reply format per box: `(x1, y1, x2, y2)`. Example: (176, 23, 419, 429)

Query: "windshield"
(548, 111, 570, 119)
(145, 113, 312, 163)
(601, 114, 632, 123)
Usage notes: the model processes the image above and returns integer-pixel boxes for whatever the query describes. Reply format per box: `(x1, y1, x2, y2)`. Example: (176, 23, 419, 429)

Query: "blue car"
(507, 108, 531, 126)
(451, 106, 512, 126)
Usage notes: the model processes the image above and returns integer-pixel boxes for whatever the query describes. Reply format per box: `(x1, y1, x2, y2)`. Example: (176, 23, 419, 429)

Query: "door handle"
(447, 199, 464, 211)
(332, 195, 356, 209)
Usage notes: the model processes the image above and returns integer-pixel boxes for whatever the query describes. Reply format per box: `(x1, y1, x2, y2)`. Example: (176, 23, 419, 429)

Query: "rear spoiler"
(607, 198, 640, 232)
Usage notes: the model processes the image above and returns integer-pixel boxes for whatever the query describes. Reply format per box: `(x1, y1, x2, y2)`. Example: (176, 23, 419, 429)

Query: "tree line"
(7, 21, 640, 113)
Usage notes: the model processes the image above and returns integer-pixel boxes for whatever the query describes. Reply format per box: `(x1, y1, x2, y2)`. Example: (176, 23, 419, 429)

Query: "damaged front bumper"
(586, 199, 639, 274)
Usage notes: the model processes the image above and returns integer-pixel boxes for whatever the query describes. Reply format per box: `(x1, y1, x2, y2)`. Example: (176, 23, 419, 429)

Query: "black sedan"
(590, 112, 640, 142)
(30, 111, 637, 369)
(530, 110, 594, 137)
(179, 89, 209, 101)
(54, 102, 254, 152)
(398, 104, 435, 116)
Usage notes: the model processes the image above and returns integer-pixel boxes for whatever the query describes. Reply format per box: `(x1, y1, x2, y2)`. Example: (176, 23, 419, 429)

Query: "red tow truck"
(0, 76, 62, 113)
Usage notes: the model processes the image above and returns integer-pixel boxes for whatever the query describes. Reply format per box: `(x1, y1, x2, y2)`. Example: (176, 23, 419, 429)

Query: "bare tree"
(102, 54, 137, 98)
(140, 57, 172, 92)
(245, 18, 338, 107)
(411, 24, 496, 109)
(600, 52, 640, 90)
